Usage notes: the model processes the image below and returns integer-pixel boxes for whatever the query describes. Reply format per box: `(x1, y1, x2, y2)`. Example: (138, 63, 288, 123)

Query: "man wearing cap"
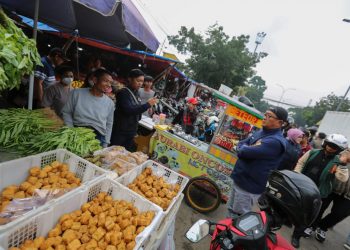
(227, 107, 288, 217)
(34, 48, 69, 107)
(172, 97, 199, 135)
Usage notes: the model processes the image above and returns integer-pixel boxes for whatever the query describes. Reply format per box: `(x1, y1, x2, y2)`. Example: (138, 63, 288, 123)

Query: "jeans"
(95, 133, 107, 148)
(227, 180, 261, 217)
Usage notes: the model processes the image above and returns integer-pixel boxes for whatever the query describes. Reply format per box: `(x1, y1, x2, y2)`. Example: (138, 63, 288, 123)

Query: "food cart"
(149, 91, 263, 212)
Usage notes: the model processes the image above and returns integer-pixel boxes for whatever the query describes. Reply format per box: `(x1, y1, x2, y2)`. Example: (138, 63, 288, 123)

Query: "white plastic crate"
(0, 149, 107, 233)
(143, 194, 184, 250)
(0, 178, 163, 250)
(116, 160, 189, 230)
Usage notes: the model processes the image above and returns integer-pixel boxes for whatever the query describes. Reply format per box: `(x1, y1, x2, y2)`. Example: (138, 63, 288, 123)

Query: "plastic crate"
(0, 149, 107, 233)
(143, 194, 184, 250)
(116, 160, 189, 230)
(0, 178, 163, 250)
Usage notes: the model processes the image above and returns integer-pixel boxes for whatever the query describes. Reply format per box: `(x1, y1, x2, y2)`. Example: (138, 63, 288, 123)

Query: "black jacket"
(112, 87, 150, 136)
(277, 138, 301, 170)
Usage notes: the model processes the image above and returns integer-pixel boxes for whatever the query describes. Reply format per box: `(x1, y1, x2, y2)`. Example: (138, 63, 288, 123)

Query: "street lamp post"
(254, 32, 267, 54)
(338, 19, 350, 111)
(276, 84, 296, 106)
(336, 85, 350, 111)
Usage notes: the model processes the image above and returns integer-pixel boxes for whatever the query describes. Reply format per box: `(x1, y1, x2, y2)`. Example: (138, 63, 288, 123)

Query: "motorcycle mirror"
(185, 219, 210, 243)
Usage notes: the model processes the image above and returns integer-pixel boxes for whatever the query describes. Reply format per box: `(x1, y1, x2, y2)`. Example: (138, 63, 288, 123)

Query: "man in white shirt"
(138, 75, 155, 117)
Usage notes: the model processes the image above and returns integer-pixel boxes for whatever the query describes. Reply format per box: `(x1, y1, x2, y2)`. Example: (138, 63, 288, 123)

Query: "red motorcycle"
(185, 170, 322, 250)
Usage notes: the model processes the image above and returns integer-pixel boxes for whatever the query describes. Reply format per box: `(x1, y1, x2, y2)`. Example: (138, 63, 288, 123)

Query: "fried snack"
(0, 161, 82, 211)
(48, 225, 62, 237)
(106, 245, 117, 250)
(126, 241, 136, 250)
(67, 239, 81, 250)
(16, 194, 156, 250)
(127, 167, 180, 210)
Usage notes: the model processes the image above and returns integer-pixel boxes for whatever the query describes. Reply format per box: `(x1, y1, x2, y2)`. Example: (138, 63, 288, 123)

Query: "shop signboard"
(150, 130, 234, 200)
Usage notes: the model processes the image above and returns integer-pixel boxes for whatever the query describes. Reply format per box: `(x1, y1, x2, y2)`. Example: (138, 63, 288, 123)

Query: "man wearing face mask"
(42, 65, 73, 118)
(34, 48, 69, 107)
(62, 68, 115, 147)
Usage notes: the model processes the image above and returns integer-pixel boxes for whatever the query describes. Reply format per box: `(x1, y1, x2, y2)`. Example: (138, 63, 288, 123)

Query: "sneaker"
(291, 235, 300, 248)
(303, 227, 314, 238)
(344, 243, 350, 250)
(315, 228, 326, 242)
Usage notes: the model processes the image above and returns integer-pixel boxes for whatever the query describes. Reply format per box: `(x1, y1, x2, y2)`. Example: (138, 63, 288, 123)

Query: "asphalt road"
(174, 200, 349, 250)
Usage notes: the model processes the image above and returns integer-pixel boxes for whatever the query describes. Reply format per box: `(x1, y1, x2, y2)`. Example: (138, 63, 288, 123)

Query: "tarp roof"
(0, 0, 160, 52)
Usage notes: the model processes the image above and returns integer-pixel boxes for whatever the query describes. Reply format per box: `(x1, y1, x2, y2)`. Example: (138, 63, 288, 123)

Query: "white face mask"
(88, 79, 95, 87)
(62, 77, 73, 85)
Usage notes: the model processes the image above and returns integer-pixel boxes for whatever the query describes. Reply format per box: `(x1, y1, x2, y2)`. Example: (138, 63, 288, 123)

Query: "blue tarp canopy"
(0, 0, 160, 52)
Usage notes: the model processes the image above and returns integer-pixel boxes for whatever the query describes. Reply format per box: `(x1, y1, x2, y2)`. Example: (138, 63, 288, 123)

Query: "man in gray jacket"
(62, 69, 115, 147)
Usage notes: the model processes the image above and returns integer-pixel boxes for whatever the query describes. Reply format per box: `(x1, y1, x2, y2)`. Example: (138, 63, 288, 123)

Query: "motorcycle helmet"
(264, 170, 321, 228)
(207, 116, 219, 126)
(322, 133, 348, 152)
(238, 96, 254, 107)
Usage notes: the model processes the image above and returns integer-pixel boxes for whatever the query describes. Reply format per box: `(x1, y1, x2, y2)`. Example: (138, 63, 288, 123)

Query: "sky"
(134, 0, 350, 107)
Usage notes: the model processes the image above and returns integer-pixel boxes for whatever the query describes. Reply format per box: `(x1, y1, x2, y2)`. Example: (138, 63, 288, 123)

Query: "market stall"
(0, 8, 186, 250)
(149, 92, 263, 212)
(0, 147, 188, 250)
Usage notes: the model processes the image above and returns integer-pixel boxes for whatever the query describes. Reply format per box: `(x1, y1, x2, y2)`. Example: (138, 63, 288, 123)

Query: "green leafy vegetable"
(21, 127, 102, 157)
(0, 108, 61, 148)
(0, 8, 42, 91)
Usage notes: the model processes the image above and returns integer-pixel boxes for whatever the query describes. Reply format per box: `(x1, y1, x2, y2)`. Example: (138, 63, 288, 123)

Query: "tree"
(289, 93, 350, 127)
(168, 24, 265, 90)
(245, 76, 269, 112)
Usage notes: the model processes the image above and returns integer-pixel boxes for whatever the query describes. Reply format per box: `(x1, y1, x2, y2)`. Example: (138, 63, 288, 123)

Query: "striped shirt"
(34, 56, 56, 89)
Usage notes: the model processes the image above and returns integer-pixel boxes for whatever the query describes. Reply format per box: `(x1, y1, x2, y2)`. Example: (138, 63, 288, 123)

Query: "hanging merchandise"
(0, 8, 42, 91)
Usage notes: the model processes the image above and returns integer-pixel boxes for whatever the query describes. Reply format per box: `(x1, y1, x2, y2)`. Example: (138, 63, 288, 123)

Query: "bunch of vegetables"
(0, 8, 42, 91)
(22, 127, 102, 157)
(0, 108, 62, 148)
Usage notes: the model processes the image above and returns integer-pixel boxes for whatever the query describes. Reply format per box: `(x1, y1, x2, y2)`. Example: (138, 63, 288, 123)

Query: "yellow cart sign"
(150, 129, 235, 200)
(225, 105, 262, 128)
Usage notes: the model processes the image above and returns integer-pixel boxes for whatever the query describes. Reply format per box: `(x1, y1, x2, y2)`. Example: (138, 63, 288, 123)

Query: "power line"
(134, 0, 171, 36)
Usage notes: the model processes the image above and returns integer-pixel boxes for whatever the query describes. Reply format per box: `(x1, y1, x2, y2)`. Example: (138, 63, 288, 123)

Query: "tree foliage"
(168, 24, 264, 90)
(289, 93, 350, 126)
(244, 76, 269, 112)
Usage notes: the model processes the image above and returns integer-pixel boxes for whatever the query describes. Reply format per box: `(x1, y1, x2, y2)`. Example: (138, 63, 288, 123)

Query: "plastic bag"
(0, 188, 73, 225)
(110, 158, 137, 176)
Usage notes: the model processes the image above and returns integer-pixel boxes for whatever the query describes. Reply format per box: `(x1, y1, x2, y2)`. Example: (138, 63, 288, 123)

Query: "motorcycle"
(185, 170, 323, 250)
(185, 211, 294, 250)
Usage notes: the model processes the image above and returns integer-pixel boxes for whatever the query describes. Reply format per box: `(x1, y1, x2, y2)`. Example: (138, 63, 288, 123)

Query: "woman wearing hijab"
(277, 128, 304, 170)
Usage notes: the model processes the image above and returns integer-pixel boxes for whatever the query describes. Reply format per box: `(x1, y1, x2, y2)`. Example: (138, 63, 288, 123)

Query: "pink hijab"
(287, 128, 304, 143)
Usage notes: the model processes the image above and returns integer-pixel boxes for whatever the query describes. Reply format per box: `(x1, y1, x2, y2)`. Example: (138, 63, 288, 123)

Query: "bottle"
(159, 113, 166, 125)
(152, 114, 160, 124)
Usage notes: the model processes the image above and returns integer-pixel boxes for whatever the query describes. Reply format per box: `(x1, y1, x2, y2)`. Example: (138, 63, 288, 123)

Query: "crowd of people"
(226, 105, 350, 249)
(33, 48, 350, 249)
(34, 48, 159, 151)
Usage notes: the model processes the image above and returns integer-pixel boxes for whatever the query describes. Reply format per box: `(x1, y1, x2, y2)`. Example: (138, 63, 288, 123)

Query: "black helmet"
(238, 96, 254, 107)
(264, 170, 321, 228)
